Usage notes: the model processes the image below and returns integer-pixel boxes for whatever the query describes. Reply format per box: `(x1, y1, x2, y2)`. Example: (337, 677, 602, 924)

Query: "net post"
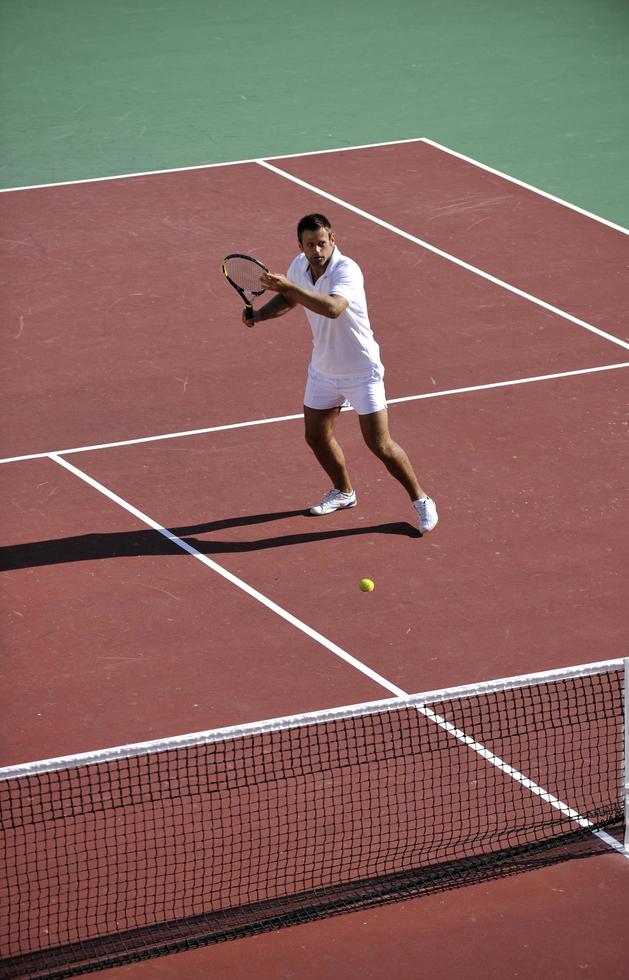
(624, 658, 629, 853)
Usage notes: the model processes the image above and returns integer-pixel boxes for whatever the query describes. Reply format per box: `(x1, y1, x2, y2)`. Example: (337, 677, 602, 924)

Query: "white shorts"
(304, 365, 387, 416)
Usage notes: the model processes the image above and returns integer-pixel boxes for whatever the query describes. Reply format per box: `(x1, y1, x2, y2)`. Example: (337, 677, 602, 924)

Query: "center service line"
(48, 453, 407, 699)
(257, 160, 629, 352)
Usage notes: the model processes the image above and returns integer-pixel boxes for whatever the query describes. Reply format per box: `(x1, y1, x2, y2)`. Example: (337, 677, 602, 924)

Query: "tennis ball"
(359, 578, 375, 592)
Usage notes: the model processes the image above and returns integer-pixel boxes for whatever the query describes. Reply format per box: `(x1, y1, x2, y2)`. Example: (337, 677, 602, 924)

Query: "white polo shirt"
(286, 246, 383, 379)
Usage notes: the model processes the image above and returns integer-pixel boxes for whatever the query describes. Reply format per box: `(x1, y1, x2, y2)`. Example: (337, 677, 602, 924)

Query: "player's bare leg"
(359, 408, 438, 532)
(304, 406, 353, 493)
(358, 409, 425, 499)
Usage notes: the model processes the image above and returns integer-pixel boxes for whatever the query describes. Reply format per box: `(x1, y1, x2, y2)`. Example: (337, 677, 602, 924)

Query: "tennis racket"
(222, 253, 269, 320)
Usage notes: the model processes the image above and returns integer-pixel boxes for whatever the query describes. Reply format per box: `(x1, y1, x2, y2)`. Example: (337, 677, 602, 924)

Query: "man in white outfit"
(241, 214, 438, 534)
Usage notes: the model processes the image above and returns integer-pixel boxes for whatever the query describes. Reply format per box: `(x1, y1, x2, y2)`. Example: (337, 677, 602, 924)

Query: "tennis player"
(241, 214, 438, 534)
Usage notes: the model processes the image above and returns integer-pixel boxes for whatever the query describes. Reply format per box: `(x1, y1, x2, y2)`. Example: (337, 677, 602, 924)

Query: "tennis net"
(1, 658, 626, 978)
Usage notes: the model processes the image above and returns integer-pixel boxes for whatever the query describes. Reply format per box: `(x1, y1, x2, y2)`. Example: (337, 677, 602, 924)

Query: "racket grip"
(244, 306, 254, 321)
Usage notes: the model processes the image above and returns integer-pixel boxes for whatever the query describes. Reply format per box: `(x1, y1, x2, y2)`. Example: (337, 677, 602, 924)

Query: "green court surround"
(1, 1, 627, 222)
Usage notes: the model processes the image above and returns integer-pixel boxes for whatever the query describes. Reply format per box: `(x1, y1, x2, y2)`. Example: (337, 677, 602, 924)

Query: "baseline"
(1, 135, 625, 239)
(421, 138, 629, 237)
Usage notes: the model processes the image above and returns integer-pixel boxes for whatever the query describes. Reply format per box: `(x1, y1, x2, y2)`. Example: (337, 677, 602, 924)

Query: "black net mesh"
(0, 666, 624, 978)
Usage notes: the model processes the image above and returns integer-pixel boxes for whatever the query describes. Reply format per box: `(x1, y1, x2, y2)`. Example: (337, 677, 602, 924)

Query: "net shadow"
(2, 824, 622, 980)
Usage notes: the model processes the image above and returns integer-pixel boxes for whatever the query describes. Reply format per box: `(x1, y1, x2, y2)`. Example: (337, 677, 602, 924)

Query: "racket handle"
(244, 306, 254, 321)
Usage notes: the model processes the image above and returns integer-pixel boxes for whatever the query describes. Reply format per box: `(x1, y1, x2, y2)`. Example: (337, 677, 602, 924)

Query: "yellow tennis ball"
(359, 578, 375, 592)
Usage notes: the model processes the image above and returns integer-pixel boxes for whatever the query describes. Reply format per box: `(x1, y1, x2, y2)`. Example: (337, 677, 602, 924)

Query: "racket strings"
(224, 257, 266, 297)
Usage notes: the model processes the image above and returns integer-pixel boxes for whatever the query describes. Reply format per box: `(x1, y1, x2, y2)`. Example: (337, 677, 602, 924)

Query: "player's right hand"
(241, 308, 259, 327)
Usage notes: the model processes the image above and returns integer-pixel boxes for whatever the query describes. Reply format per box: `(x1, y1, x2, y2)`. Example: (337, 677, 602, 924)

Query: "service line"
(2, 361, 627, 465)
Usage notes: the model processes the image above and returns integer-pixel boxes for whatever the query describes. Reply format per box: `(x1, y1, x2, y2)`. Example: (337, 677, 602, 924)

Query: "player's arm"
(261, 272, 348, 319)
(242, 292, 297, 326)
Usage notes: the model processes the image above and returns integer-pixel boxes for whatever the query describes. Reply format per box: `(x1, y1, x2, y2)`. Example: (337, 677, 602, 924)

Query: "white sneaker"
(309, 488, 357, 516)
(413, 496, 438, 534)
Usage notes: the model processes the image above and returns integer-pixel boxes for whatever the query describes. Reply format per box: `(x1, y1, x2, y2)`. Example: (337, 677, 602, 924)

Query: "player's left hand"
(260, 271, 290, 293)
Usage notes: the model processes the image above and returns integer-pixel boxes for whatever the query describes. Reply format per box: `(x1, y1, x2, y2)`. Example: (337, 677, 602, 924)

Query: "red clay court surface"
(1, 140, 628, 978)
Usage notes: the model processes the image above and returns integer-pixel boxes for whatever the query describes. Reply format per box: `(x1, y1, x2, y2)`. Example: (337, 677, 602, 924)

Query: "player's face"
(299, 227, 336, 271)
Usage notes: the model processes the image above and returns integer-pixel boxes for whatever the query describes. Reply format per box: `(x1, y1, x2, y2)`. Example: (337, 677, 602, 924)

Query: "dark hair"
(297, 213, 332, 242)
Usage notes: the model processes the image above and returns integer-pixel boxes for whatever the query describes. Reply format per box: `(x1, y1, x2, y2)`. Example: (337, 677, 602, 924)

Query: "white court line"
(48, 453, 407, 699)
(420, 138, 629, 237)
(4, 141, 626, 860)
(1, 136, 627, 238)
(48, 453, 627, 858)
(416, 701, 627, 858)
(1, 361, 627, 466)
(257, 160, 629, 353)
(2, 361, 627, 466)
(0, 137, 426, 194)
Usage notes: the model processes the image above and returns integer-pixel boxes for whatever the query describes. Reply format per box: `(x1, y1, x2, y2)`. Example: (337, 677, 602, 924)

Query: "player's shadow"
(0, 509, 420, 572)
